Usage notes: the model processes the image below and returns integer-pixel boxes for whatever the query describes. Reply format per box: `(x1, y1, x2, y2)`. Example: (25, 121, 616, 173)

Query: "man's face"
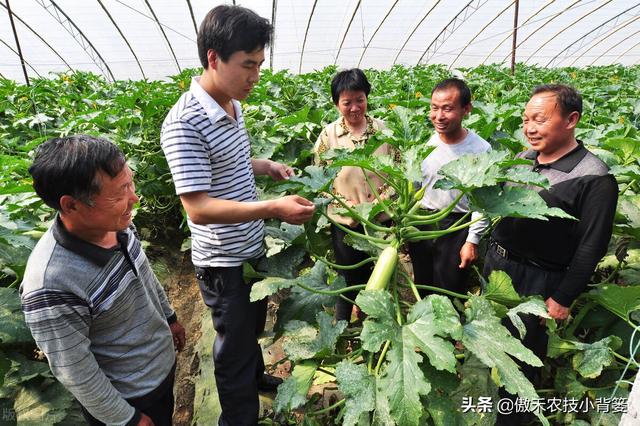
(522, 92, 575, 155)
(211, 48, 264, 101)
(75, 165, 139, 233)
(429, 88, 470, 137)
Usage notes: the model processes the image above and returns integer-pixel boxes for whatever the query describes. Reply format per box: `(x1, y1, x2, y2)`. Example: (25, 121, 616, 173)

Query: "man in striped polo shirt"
(21, 135, 185, 426)
(161, 5, 315, 426)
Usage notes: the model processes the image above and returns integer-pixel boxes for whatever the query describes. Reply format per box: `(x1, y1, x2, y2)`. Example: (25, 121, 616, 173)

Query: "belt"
(489, 239, 546, 269)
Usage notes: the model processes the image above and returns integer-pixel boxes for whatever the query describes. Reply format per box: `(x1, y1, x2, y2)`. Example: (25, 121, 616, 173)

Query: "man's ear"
(59, 195, 78, 215)
(207, 49, 219, 70)
(566, 111, 580, 129)
(464, 102, 472, 116)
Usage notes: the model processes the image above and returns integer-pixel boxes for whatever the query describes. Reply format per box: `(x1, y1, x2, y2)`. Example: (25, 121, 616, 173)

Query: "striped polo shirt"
(161, 77, 265, 267)
(20, 217, 176, 425)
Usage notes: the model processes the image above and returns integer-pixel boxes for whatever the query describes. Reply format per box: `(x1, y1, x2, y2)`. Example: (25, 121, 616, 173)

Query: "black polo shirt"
(491, 141, 618, 306)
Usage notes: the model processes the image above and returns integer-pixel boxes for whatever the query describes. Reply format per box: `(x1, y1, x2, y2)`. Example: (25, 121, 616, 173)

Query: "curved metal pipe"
(545, 3, 640, 67)
(97, 0, 146, 79)
(298, 0, 318, 74)
(392, 0, 440, 65)
(334, 0, 361, 65)
(143, 0, 180, 73)
(356, 0, 399, 67)
(567, 15, 640, 67)
(524, 0, 612, 65)
(0, 1, 72, 72)
(449, 0, 514, 69)
(481, 0, 555, 65)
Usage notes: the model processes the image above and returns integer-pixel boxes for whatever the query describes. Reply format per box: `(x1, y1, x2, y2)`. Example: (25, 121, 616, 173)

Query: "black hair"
(330, 69, 372, 104)
(28, 135, 126, 211)
(197, 5, 273, 68)
(531, 84, 582, 118)
(431, 78, 472, 107)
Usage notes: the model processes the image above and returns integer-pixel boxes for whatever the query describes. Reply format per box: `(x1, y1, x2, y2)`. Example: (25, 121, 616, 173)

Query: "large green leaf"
(13, 379, 82, 425)
(470, 185, 575, 220)
(421, 364, 463, 426)
(587, 284, 640, 321)
(462, 297, 541, 400)
(547, 333, 622, 378)
(273, 266, 345, 336)
(335, 361, 376, 426)
(356, 291, 398, 352)
(281, 312, 346, 362)
(553, 367, 588, 399)
(481, 270, 521, 307)
(251, 261, 329, 302)
(435, 151, 510, 190)
(449, 354, 498, 426)
(379, 341, 431, 426)
(273, 361, 318, 413)
(506, 299, 550, 340)
(286, 165, 337, 194)
(0, 287, 33, 345)
(404, 295, 462, 372)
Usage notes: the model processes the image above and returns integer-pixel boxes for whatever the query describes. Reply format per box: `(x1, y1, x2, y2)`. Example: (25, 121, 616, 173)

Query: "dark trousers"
(81, 364, 176, 426)
(195, 264, 268, 426)
(407, 212, 471, 295)
(331, 224, 374, 322)
(483, 246, 566, 425)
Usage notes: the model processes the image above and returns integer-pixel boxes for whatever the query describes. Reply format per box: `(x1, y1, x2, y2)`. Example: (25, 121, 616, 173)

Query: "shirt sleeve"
(21, 290, 137, 426)
(160, 118, 211, 195)
(466, 211, 490, 245)
(551, 174, 618, 306)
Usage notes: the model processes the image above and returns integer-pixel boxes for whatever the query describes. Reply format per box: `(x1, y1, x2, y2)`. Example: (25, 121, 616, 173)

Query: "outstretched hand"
(273, 195, 315, 224)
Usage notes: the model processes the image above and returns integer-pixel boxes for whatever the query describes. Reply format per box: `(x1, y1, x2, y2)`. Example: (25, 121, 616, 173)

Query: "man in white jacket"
(408, 78, 490, 295)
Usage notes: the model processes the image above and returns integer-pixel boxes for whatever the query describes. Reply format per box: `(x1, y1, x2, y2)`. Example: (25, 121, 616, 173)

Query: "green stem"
(361, 166, 395, 220)
(565, 300, 596, 337)
(327, 192, 392, 233)
(398, 270, 470, 300)
(323, 212, 389, 244)
(403, 216, 481, 242)
(295, 282, 366, 296)
(371, 169, 402, 193)
(613, 351, 632, 365)
(404, 192, 464, 224)
(307, 398, 345, 416)
(375, 340, 391, 376)
(314, 255, 376, 270)
(317, 367, 336, 377)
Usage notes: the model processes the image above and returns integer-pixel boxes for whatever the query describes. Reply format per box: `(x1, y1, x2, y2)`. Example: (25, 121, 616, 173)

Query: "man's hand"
(458, 242, 478, 269)
(169, 321, 186, 352)
(138, 413, 154, 426)
(272, 195, 315, 224)
(267, 161, 294, 181)
(545, 297, 570, 320)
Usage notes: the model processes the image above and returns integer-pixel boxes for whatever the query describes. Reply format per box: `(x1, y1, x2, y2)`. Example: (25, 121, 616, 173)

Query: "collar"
(525, 140, 587, 173)
(189, 76, 241, 125)
(337, 115, 377, 139)
(52, 215, 128, 268)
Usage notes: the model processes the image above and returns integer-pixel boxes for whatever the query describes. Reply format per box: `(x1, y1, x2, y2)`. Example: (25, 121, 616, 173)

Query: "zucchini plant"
(250, 106, 581, 426)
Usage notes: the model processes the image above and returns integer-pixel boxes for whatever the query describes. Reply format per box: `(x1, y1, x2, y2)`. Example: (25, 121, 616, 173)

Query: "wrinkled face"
(211, 48, 264, 100)
(76, 165, 139, 232)
(429, 88, 470, 137)
(336, 90, 368, 127)
(522, 92, 575, 154)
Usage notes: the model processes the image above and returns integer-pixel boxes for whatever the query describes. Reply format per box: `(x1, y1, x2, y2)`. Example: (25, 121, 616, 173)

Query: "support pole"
(510, 0, 519, 75)
(6, 0, 29, 85)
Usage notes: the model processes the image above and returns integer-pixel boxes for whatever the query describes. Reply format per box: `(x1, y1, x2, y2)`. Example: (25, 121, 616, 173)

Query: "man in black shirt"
(484, 84, 618, 424)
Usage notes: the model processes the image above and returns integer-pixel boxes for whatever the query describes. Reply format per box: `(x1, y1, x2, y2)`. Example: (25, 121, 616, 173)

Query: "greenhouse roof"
(1, 0, 639, 83)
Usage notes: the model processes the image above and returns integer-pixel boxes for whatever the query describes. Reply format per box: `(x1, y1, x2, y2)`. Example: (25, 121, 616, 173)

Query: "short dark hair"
(531, 84, 582, 119)
(431, 78, 472, 107)
(197, 5, 272, 68)
(330, 69, 372, 104)
(29, 135, 126, 211)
